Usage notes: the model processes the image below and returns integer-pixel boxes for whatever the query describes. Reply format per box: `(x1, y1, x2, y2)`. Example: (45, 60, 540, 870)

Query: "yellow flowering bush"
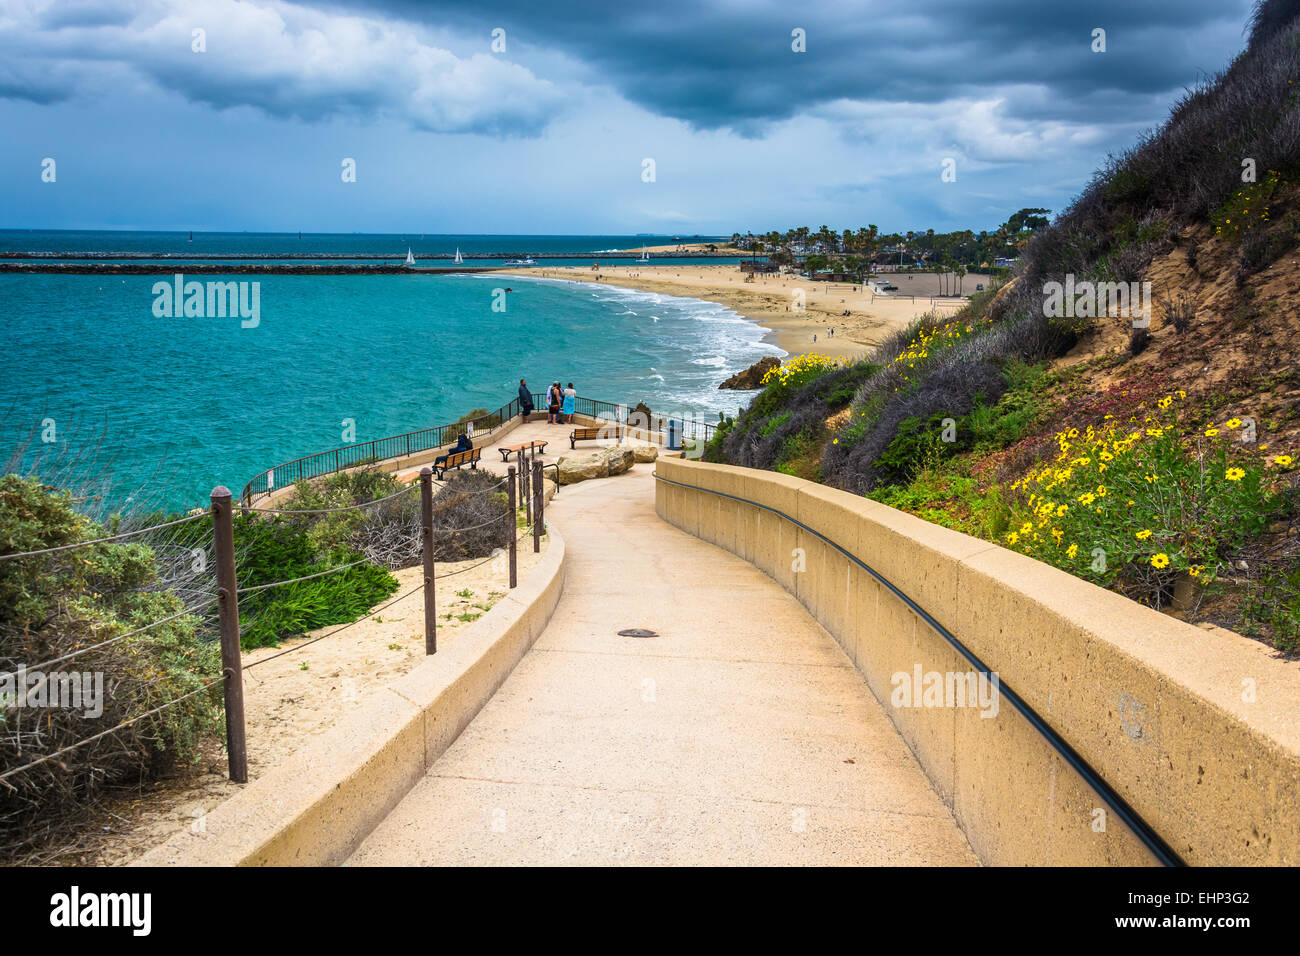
(1004, 396, 1280, 598)
(1211, 170, 1281, 237)
(885, 314, 994, 388)
(760, 353, 842, 388)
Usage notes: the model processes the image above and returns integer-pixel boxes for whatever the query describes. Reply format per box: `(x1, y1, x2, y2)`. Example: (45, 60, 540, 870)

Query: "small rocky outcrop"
(604, 446, 636, 476)
(631, 444, 659, 463)
(719, 356, 781, 390)
(556, 445, 637, 485)
(557, 453, 606, 484)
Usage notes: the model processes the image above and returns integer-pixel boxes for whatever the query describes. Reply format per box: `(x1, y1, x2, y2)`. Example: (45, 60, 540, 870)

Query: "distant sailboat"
(188, 231, 193, 242)
(639, 245, 649, 262)
(454, 247, 463, 264)
(405, 248, 416, 266)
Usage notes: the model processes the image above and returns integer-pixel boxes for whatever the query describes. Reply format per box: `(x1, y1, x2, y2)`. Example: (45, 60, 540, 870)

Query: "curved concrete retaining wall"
(135, 530, 566, 866)
(655, 457, 1300, 865)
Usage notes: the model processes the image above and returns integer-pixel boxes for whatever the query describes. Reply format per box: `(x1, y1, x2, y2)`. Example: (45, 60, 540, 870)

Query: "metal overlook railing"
(240, 394, 718, 506)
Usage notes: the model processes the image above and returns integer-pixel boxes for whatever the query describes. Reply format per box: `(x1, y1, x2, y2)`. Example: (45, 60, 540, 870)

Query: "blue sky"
(0, 0, 1256, 236)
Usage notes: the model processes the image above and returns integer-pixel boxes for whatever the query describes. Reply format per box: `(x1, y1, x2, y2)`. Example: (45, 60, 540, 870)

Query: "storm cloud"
(0, 0, 1263, 233)
(323, 0, 1253, 132)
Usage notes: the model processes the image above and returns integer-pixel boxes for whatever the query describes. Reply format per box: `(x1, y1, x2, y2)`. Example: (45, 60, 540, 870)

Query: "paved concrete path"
(349, 458, 976, 865)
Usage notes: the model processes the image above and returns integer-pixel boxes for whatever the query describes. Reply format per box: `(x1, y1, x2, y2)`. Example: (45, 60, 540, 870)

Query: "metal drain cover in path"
(618, 628, 658, 638)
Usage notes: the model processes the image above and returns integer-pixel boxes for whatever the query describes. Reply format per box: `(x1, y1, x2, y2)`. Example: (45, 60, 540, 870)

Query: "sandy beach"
(502, 263, 988, 361)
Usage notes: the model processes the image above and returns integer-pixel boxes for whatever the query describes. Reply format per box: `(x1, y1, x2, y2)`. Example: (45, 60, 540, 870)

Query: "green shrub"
(760, 412, 792, 438)
(717, 358, 878, 472)
(234, 470, 408, 649)
(967, 361, 1048, 451)
(1212, 171, 1283, 239)
(237, 559, 398, 648)
(776, 428, 816, 472)
(447, 408, 502, 440)
(429, 470, 512, 561)
(281, 468, 406, 561)
(233, 513, 399, 650)
(873, 412, 955, 485)
(1240, 563, 1300, 653)
(1003, 403, 1283, 605)
(867, 462, 1010, 541)
(0, 476, 221, 858)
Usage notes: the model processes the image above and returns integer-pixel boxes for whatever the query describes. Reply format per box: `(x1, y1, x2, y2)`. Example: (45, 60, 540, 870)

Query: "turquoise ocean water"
(0, 232, 777, 512)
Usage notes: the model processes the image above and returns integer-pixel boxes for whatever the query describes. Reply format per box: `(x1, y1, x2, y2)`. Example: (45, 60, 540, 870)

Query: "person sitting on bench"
(434, 432, 473, 468)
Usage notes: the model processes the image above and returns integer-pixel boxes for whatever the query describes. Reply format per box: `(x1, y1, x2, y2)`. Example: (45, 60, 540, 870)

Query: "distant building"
(993, 257, 1019, 269)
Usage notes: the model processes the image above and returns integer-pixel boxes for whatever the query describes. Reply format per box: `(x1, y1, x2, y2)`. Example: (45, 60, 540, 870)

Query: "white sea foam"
(481, 272, 788, 418)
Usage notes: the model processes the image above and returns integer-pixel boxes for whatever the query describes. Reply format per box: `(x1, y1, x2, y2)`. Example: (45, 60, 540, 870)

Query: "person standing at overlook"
(547, 381, 562, 424)
(518, 379, 534, 419)
(562, 382, 577, 423)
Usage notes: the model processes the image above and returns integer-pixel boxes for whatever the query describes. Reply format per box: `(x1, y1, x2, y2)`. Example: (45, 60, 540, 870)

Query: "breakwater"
(0, 251, 738, 261)
(0, 263, 501, 275)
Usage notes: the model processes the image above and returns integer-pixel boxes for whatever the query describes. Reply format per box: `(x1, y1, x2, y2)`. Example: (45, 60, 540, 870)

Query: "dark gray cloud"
(0, 0, 1267, 236)
(324, 0, 1255, 132)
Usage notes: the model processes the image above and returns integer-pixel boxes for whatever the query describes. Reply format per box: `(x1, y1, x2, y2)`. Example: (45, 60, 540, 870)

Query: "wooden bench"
(498, 440, 548, 462)
(435, 447, 481, 479)
(570, 425, 625, 449)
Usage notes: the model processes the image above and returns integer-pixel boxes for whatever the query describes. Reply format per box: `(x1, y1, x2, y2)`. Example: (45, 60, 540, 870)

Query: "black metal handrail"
(240, 399, 521, 506)
(241, 394, 717, 506)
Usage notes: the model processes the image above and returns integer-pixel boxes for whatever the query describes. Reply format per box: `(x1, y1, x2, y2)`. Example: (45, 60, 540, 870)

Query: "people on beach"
(518, 378, 534, 419)
(547, 381, 562, 423)
(562, 382, 576, 423)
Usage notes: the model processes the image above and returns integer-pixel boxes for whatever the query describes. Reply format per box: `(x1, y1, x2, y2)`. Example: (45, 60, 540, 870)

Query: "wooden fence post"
(507, 466, 518, 588)
(533, 459, 543, 553)
(211, 486, 248, 784)
(521, 446, 532, 526)
(420, 467, 437, 654)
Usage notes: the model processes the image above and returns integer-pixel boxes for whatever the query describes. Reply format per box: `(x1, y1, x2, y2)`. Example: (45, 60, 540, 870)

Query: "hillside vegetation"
(707, 0, 1300, 651)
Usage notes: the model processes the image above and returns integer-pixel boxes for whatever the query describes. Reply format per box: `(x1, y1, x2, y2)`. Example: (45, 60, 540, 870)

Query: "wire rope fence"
(7, 393, 698, 801)
(2, 458, 550, 789)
